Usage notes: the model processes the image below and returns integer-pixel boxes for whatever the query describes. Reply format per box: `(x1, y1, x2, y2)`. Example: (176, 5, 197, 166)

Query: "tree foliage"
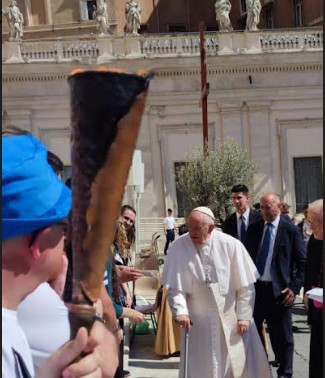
(175, 138, 259, 224)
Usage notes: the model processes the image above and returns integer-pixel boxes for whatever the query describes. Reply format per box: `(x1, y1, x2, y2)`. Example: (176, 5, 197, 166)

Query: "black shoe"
(123, 371, 131, 378)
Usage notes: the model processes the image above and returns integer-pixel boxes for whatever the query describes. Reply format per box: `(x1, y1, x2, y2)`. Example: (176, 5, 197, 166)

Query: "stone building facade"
(2, 1, 323, 224)
(2, 0, 323, 40)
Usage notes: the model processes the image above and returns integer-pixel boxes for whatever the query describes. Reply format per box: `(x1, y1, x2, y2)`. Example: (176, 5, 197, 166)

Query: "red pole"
(199, 21, 209, 156)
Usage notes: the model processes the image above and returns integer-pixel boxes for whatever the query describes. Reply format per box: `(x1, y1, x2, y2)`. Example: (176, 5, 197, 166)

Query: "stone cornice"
(2, 61, 322, 83)
(2, 72, 70, 83)
(157, 62, 322, 78)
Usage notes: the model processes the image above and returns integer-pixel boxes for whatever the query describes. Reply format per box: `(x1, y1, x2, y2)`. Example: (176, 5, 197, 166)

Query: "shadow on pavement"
(129, 361, 180, 369)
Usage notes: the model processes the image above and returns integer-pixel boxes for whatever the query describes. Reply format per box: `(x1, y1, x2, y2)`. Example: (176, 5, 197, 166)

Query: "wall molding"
(2, 62, 322, 83)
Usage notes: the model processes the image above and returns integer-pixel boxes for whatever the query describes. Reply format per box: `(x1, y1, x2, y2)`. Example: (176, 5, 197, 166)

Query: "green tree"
(175, 138, 259, 224)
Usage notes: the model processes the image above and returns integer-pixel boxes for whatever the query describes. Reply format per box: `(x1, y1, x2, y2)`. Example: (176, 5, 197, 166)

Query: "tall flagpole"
(199, 21, 209, 157)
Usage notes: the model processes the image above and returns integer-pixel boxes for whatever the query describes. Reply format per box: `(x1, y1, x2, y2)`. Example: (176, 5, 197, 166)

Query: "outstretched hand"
(122, 307, 145, 324)
(116, 265, 144, 283)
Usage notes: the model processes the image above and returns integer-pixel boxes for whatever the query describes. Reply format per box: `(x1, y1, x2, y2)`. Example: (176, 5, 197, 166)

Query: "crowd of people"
(163, 185, 323, 378)
(2, 127, 323, 378)
(2, 128, 145, 378)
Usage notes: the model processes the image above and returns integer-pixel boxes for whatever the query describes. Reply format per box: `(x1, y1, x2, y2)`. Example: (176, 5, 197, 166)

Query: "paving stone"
(127, 299, 310, 378)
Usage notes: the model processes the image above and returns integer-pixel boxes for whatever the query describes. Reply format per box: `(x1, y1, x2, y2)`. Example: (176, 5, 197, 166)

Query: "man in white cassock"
(161, 207, 272, 378)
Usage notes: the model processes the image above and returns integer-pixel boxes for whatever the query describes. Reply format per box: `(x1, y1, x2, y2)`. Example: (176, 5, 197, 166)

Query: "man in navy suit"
(222, 184, 262, 245)
(246, 193, 307, 378)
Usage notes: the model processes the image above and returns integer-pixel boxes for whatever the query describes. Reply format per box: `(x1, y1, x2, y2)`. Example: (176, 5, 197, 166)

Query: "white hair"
(307, 199, 323, 220)
(203, 214, 215, 226)
(260, 192, 281, 204)
(187, 210, 215, 226)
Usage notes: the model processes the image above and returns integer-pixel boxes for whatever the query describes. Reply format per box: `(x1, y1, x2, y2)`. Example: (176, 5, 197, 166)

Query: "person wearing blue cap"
(2, 134, 112, 378)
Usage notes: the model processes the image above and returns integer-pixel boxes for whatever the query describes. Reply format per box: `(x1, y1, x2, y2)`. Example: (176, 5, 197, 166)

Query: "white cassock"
(161, 229, 272, 378)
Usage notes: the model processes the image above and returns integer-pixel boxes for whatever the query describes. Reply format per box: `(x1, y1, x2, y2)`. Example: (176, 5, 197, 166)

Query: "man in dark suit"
(222, 184, 262, 245)
(246, 193, 307, 378)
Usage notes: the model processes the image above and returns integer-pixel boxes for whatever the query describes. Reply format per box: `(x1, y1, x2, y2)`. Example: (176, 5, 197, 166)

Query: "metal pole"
(184, 329, 190, 378)
(135, 190, 140, 256)
(199, 21, 209, 157)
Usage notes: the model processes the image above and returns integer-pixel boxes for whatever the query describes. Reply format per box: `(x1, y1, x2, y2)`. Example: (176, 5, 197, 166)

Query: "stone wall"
(2, 29, 323, 217)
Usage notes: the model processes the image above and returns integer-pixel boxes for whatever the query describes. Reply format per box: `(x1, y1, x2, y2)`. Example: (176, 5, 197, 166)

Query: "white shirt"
(17, 283, 70, 374)
(236, 208, 250, 240)
(2, 307, 35, 378)
(163, 216, 176, 230)
(259, 215, 281, 281)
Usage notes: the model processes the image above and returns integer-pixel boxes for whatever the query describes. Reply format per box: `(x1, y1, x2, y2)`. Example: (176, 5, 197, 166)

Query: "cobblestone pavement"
(127, 299, 310, 378)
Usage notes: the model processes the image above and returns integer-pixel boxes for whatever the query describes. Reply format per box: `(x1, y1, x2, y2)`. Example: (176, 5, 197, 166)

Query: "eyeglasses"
(186, 223, 206, 232)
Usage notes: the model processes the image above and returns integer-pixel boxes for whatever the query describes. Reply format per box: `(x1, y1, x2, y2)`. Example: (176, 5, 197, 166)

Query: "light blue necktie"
(256, 223, 273, 276)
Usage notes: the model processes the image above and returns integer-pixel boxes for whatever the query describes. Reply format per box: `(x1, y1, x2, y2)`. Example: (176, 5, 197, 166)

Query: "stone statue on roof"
(245, 0, 262, 31)
(125, 0, 141, 35)
(93, 0, 110, 35)
(215, 0, 233, 32)
(2, 0, 24, 41)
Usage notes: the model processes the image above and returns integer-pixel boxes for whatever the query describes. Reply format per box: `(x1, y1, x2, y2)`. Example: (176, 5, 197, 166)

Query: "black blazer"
(222, 209, 262, 240)
(246, 217, 307, 298)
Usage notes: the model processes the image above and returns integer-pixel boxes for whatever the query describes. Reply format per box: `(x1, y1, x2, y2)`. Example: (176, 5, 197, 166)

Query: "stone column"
(217, 101, 243, 147)
(79, 0, 88, 21)
(24, 0, 33, 26)
(240, 101, 252, 157)
(106, 0, 116, 19)
(44, 0, 53, 25)
(246, 101, 273, 191)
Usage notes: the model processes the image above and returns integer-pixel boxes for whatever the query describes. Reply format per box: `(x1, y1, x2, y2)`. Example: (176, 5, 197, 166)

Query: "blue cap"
(2, 135, 72, 241)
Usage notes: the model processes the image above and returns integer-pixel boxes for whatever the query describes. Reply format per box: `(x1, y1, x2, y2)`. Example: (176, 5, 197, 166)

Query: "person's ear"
(29, 227, 52, 260)
(208, 224, 215, 233)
